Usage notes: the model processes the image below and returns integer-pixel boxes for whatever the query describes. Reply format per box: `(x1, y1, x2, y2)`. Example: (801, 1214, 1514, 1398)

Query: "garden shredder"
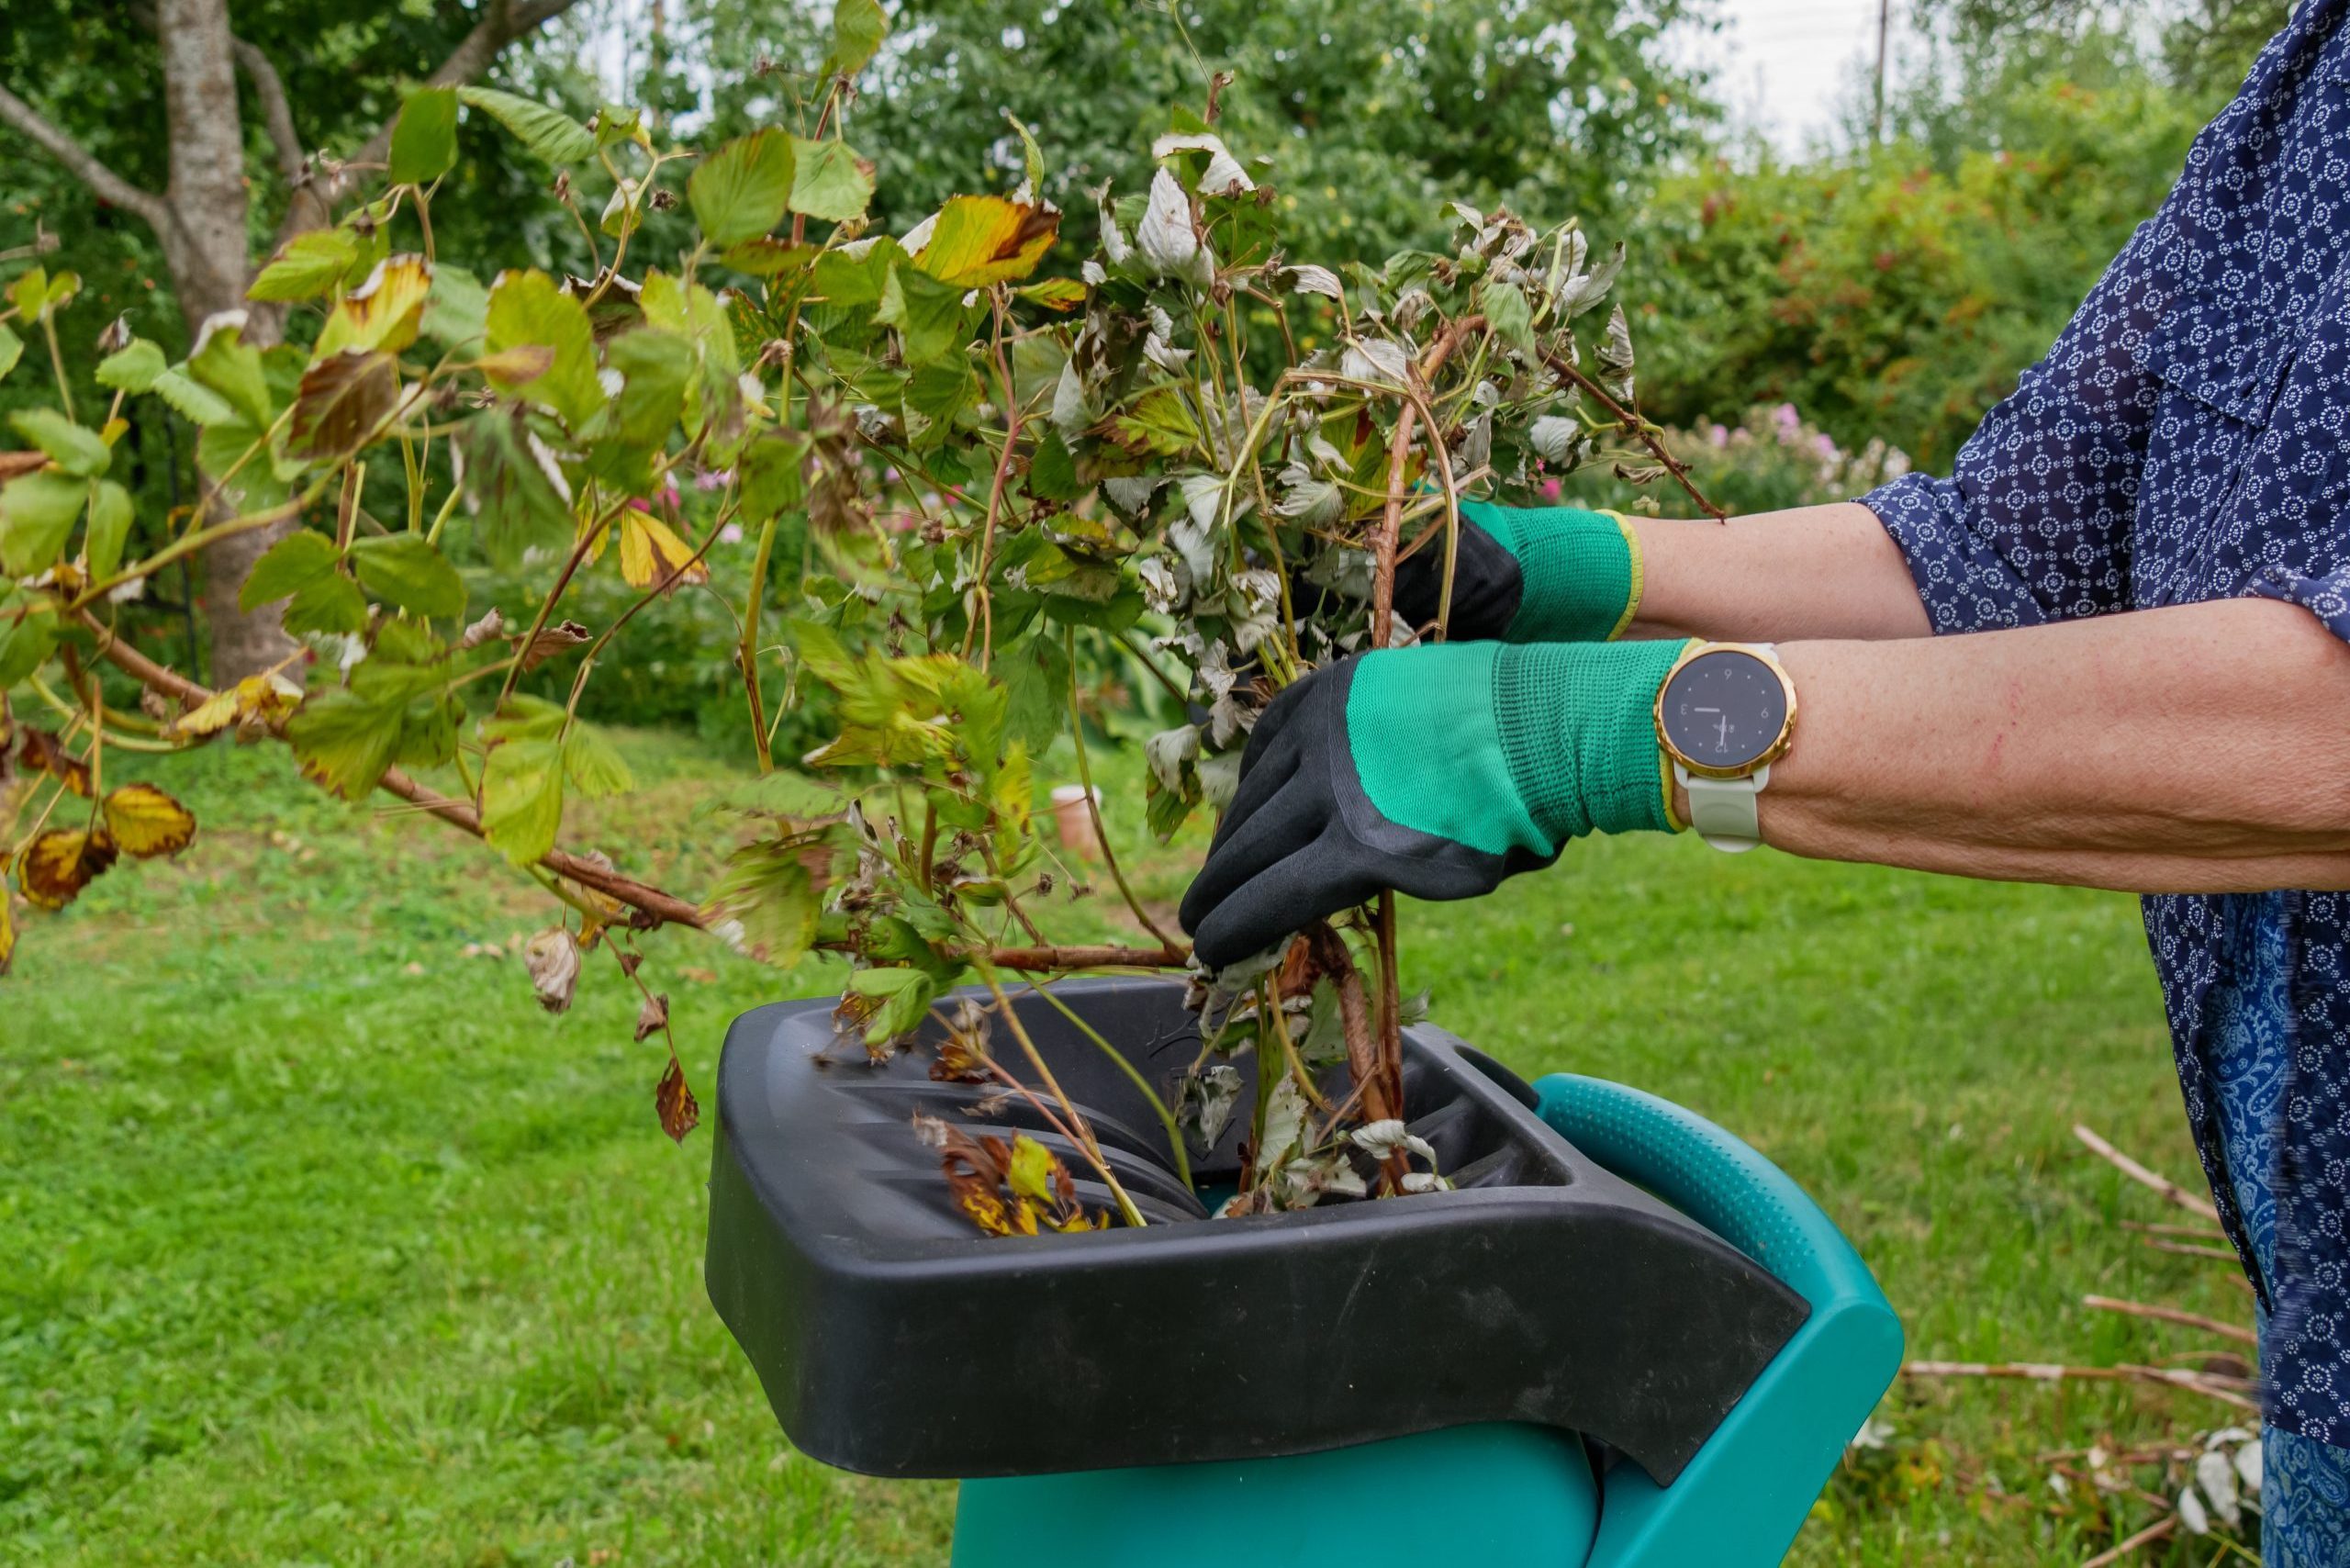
(705, 978, 1904, 1568)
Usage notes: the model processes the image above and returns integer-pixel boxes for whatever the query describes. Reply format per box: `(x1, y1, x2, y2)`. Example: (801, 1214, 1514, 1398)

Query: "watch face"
(1660, 649, 1788, 772)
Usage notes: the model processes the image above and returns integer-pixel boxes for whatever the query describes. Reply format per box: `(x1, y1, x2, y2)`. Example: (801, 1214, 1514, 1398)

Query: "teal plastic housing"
(949, 1073, 1902, 1568)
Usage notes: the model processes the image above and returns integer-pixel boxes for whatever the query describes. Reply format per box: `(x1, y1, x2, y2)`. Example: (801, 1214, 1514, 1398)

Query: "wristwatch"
(1653, 642, 1798, 853)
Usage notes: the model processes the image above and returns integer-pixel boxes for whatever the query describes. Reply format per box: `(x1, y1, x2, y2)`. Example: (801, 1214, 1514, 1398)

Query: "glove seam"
(1602, 510, 1644, 642)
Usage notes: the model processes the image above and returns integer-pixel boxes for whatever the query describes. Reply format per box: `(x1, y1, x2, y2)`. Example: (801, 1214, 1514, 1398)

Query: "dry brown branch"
(2073, 1124, 2222, 1222)
(2143, 1238, 2243, 1265)
(2083, 1294, 2257, 1347)
(2121, 1219, 2229, 1241)
(2080, 1514, 2178, 1568)
(1536, 347, 1727, 522)
(1902, 1360, 2258, 1411)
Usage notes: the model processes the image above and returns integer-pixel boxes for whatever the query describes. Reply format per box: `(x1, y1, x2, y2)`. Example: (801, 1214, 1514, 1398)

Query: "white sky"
(1693, 0, 1901, 152)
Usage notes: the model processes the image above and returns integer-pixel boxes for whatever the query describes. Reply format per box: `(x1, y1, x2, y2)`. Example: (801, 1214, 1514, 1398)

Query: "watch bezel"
(1652, 642, 1799, 781)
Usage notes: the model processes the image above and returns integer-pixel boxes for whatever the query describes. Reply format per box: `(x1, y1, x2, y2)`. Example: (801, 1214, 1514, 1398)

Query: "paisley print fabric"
(2209, 893, 2350, 1562)
(1861, 0, 2350, 1442)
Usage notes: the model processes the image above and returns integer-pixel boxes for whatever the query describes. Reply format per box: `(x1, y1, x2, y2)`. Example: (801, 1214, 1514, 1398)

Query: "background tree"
(0, 0, 592, 683)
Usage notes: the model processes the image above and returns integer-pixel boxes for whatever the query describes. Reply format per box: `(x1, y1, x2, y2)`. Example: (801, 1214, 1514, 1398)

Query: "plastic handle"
(1533, 1073, 1867, 1312)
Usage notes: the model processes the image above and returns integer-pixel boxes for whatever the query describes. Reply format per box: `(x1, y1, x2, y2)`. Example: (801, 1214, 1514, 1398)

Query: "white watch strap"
(1677, 763, 1769, 853)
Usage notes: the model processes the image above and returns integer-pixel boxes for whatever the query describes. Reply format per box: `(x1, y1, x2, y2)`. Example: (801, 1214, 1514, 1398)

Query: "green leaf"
(9, 409, 110, 478)
(874, 261, 968, 366)
(96, 337, 166, 394)
(0, 593, 58, 687)
(83, 481, 130, 580)
(238, 530, 341, 610)
(420, 264, 490, 348)
(1007, 112, 1045, 193)
(147, 366, 237, 427)
(459, 409, 573, 569)
(247, 228, 364, 303)
(702, 842, 819, 968)
(689, 129, 797, 247)
(788, 137, 875, 224)
(350, 533, 466, 616)
(484, 270, 604, 428)
(562, 719, 633, 797)
(1027, 430, 1080, 500)
(738, 428, 811, 524)
(1108, 386, 1200, 457)
(822, 0, 889, 80)
(387, 85, 459, 185)
(286, 660, 441, 799)
(456, 86, 594, 167)
(594, 103, 646, 150)
(186, 316, 274, 429)
(482, 734, 565, 865)
(1482, 279, 1535, 352)
(811, 241, 896, 307)
(846, 967, 935, 1044)
(606, 329, 692, 447)
(283, 568, 367, 636)
(0, 469, 85, 576)
(0, 323, 21, 384)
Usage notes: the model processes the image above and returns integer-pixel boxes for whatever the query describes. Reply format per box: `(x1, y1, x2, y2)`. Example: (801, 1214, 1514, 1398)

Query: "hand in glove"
(1177, 638, 1689, 970)
(1386, 500, 1645, 644)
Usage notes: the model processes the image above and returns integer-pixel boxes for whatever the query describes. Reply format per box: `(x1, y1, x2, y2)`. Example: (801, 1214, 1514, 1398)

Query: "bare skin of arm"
(1617, 506, 2350, 891)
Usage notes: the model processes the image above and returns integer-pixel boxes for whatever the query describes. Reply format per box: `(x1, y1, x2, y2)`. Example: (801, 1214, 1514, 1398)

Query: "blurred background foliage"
(0, 0, 2292, 721)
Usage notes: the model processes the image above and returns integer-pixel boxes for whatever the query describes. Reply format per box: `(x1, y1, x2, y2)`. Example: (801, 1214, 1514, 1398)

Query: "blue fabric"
(1861, 0, 2350, 1442)
(2210, 894, 2350, 1562)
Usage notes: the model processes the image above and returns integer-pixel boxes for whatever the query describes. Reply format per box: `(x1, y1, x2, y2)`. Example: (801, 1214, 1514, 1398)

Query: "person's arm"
(1738, 596, 2350, 890)
(1620, 502, 1932, 644)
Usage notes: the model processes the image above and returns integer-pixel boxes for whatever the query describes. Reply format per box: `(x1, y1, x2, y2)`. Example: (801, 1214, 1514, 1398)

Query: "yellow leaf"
(617, 508, 710, 589)
(914, 196, 1061, 288)
(16, 828, 117, 910)
(173, 672, 305, 740)
(315, 255, 433, 357)
(0, 886, 16, 975)
(101, 782, 196, 858)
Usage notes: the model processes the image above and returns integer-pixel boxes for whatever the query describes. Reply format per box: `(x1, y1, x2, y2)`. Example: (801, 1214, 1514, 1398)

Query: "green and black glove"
(1178, 638, 1690, 970)
(1388, 500, 1645, 644)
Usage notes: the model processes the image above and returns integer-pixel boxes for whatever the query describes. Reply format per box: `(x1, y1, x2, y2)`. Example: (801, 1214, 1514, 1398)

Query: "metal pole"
(1873, 0, 1892, 146)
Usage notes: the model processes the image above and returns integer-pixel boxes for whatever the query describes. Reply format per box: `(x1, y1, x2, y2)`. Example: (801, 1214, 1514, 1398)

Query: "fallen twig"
(2143, 1238, 2244, 1265)
(1902, 1360, 2258, 1411)
(2080, 1514, 2178, 1568)
(2083, 1295, 2256, 1348)
(2074, 1125, 2222, 1222)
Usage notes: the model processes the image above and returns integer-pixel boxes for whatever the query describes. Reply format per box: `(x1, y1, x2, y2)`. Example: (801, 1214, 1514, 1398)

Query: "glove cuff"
(1493, 640, 1690, 846)
(1460, 501, 1641, 644)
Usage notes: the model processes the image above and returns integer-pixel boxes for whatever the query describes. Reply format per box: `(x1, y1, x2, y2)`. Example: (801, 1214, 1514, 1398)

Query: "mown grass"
(1, 731, 2259, 1565)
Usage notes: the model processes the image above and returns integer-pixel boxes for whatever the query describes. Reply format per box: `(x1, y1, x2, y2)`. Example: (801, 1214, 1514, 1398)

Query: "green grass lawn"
(1, 732, 2259, 1565)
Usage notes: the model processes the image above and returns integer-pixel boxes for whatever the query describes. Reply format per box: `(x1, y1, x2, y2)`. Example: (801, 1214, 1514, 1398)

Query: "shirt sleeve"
(1860, 216, 2173, 634)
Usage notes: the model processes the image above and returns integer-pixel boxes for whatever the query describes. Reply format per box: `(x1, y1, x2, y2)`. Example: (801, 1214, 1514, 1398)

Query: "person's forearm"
(1710, 598, 2350, 891)
(1627, 502, 1932, 643)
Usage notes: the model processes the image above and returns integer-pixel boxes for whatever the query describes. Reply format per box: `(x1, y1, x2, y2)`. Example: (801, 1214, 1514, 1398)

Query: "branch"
(2081, 1294, 2257, 1348)
(73, 606, 1194, 970)
(230, 37, 305, 183)
(2073, 1124, 2223, 1222)
(1901, 1360, 2258, 1411)
(1538, 347, 1728, 523)
(281, 0, 589, 241)
(0, 80, 175, 232)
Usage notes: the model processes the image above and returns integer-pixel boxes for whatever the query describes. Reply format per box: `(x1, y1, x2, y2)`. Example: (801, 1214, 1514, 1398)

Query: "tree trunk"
(159, 0, 296, 683)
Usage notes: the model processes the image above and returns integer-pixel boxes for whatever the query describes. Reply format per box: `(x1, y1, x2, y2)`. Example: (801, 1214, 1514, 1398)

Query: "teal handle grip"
(1534, 1073, 1870, 1313)
(1534, 1073, 1905, 1568)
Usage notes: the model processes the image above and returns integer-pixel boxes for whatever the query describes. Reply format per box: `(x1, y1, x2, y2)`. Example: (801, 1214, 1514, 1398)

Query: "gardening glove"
(1388, 500, 1645, 644)
(1178, 637, 1691, 970)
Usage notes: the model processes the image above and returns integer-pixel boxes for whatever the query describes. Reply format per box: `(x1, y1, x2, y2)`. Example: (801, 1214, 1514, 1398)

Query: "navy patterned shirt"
(1862, 0, 2350, 1443)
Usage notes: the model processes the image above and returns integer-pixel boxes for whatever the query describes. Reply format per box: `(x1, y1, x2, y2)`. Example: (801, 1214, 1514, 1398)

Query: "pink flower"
(1813, 433, 1841, 462)
(696, 468, 733, 492)
(1708, 423, 1730, 448)
(626, 496, 651, 512)
(718, 522, 745, 544)
(1539, 478, 1563, 503)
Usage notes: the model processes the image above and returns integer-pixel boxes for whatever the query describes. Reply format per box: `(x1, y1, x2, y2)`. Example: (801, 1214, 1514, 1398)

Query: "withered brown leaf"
(522, 925, 581, 1013)
(287, 349, 402, 462)
(172, 672, 304, 741)
(0, 889, 17, 977)
(18, 727, 91, 796)
(633, 991, 670, 1043)
(100, 782, 196, 858)
(17, 828, 118, 910)
(655, 1054, 699, 1142)
(518, 620, 592, 672)
(911, 1113, 1104, 1238)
